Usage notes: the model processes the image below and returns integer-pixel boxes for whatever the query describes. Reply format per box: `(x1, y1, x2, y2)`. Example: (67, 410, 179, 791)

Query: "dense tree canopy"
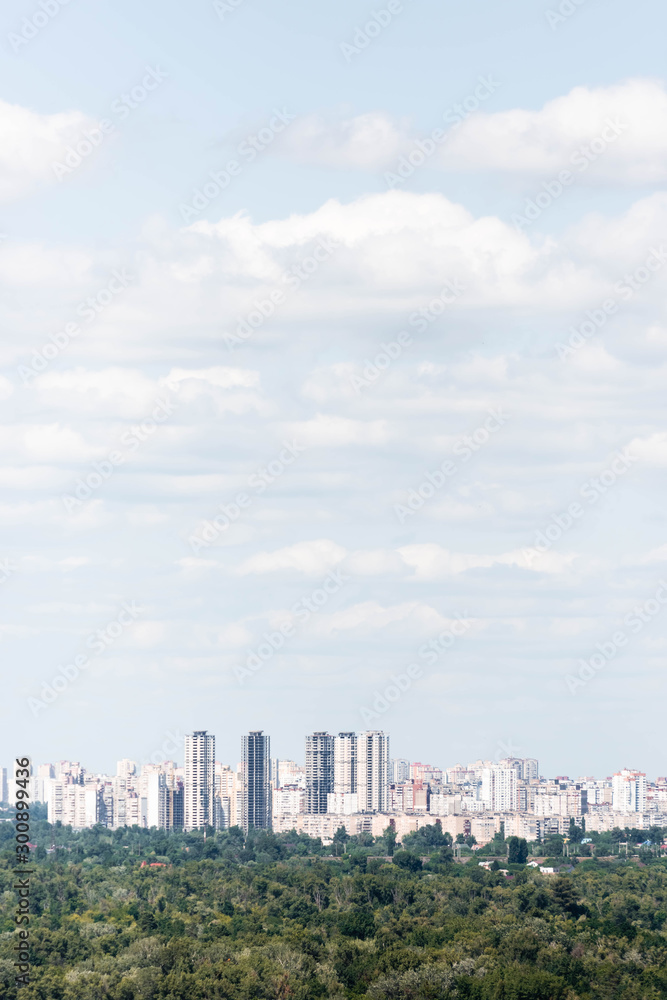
(2, 819, 667, 999)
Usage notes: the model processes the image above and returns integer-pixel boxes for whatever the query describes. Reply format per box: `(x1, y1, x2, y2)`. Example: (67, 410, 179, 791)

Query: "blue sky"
(2, 0, 667, 778)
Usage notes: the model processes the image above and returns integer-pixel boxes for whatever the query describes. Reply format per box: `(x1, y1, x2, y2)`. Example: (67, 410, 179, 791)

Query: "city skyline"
(5, 729, 661, 786)
(7, 727, 666, 785)
(10, 735, 661, 850)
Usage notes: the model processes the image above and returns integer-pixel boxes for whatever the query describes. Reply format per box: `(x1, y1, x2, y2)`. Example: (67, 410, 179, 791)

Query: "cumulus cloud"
(0, 99, 98, 203)
(271, 80, 667, 184)
(441, 78, 667, 181)
(277, 110, 412, 169)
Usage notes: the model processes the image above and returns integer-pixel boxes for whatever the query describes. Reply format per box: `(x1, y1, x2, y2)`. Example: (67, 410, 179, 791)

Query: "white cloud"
(237, 539, 347, 575)
(283, 415, 391, 448)
(165, 366, 260, 390)
(277, 110, 411, 169)
(272, 81, 667, 184)
(442, 78, 667, 181)
(0, 99, 98, 203)
(627, 431, 667, 465)
(305, 600, 451, 636)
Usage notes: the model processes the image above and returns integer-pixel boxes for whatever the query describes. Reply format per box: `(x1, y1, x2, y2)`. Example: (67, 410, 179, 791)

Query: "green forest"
(2, 817, 667, 1000)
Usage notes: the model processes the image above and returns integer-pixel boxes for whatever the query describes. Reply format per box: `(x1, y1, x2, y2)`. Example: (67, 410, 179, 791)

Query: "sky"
(2, 0, 667, 780)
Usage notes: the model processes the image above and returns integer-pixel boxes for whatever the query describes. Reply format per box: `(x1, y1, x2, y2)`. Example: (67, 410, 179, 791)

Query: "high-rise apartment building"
(243, 731, 271, 831)
(498, 757, 539, 781)
(612, 769, 647, 813)
(389, 758, 410, 784)
(480, 766, 519, 812)
(184, 731, 216, 831)
(334, 733, 357, 794)
(0, 767, 7, 804)
(357, 731, 389, 813)
(116, 759, 137, 785)
(305, 732, 334, 814)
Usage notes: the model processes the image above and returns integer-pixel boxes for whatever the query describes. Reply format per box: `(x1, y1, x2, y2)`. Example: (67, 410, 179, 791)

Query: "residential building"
(390, 758, 410, 783)
(333, 733, 357, 795)
(305, 732, 334, 814)
(243, 731, 272, 831)
(481, 766, 519, 812)
(184, 731, 216, 831)
(612, 769, 647, 813)
(357, 730, 389, 813)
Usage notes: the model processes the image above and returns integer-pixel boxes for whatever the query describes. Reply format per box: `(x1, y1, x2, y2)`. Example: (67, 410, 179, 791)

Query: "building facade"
(243, 731, 272, 831)
(184, 731, 216, 831)
(305, 732, 334, 814)
(357, 730, 389, 813)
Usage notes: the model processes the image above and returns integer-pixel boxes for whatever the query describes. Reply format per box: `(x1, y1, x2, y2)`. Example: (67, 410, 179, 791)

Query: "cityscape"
(4, 730, 657, 846)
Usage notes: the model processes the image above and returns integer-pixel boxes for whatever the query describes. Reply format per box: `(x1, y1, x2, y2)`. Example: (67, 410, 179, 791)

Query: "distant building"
(357, 731, 390, 813)
(612, 769, 647, 812)
(184, 731, 216, 831)
(481, 766, 519, 812)
(243, 731, 272, 831)
(305, 732, 334, 814)
(390, 758, 410, 784)
(334, 733, 358, 795)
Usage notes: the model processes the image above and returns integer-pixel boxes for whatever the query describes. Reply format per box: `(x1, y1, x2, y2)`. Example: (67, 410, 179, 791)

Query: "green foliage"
(392, 850, 423, 872)
(507, 836, 529, 864)
(2, 823, 667, 999)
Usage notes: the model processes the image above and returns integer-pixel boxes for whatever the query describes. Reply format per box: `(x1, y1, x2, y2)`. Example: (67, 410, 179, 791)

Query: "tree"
(543, 834, 564, 857)
(507, 836, 529, 864)
(569, 818, 585, 844)
(382, 825, 397, 856)
(332, 825, 349, 856)
(393, 850, 422, 872)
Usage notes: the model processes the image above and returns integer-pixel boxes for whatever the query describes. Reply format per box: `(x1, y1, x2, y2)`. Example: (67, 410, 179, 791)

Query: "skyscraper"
(184, 731, 216, 831)
(357, 730, 389, 812)
(333, 733, 357, 794)
(305, 732, 334, 813)
(243, 731, 271, 831)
